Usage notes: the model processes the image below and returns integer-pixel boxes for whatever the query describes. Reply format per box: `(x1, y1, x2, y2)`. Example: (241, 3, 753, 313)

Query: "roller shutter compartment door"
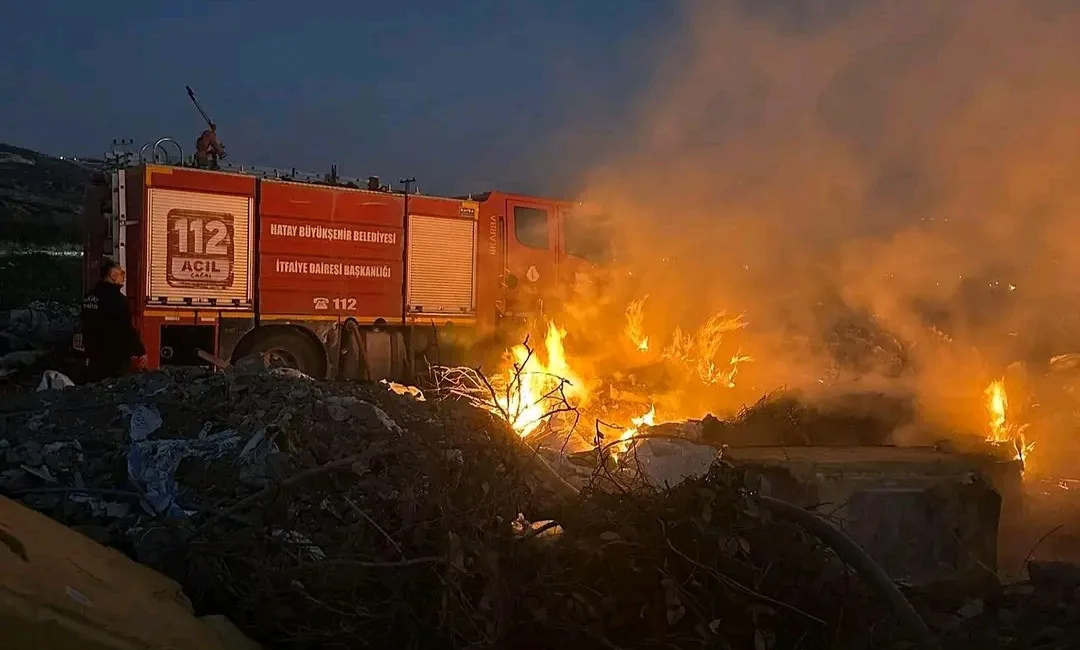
(407, 215, 476, 315)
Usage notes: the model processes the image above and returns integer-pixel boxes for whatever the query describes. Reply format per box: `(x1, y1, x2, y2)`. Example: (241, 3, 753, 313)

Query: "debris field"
(0, 353, 1078, 649)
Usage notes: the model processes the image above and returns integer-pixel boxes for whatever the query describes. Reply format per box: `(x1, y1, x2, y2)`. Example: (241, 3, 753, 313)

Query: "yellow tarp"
(0, 496, 259, 650)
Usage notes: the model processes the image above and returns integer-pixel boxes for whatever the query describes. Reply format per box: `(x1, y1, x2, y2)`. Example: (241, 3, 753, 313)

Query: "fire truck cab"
(468, 190, 610, 323)
(80, 159, 608, 382)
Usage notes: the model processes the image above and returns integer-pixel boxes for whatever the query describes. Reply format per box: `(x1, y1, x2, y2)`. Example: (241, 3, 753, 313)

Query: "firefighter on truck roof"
(80, 259, 146, 381)
(194, 123, 226, 169)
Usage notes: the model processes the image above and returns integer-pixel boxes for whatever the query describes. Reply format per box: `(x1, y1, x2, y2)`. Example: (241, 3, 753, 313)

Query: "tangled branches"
(427, 335, 581, 444)
(496, 464, 919, 649)
(161, 379, 546, 650)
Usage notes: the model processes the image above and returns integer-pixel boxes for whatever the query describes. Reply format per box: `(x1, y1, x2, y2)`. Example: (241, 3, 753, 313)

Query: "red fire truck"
(79, 161, 609, 382)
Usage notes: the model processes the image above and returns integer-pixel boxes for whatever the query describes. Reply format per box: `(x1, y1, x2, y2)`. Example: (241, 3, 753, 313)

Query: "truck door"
(505, 198, 558, 317)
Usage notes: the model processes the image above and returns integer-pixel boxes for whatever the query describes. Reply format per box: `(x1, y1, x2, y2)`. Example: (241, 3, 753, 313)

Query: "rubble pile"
(0, 361, 547, 646)
(0, 299, 79, 351)
(0, 299, 81, 392)
(0, 362, 1077, 649)
(0, 362, 901, 649)
(692, 390, 917, 447)
(912, 560, 1080, 649)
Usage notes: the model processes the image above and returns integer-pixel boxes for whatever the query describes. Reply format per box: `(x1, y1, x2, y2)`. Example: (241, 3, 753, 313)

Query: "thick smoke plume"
(563, 0, 1080, 472)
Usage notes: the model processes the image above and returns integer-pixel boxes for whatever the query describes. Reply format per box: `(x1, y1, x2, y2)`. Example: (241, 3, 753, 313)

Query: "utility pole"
(400, 177, 416, 326)
(105, 139, 134, 171)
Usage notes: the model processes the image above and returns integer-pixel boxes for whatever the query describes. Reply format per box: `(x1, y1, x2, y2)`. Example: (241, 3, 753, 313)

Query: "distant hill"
(0, 143, 96, 246)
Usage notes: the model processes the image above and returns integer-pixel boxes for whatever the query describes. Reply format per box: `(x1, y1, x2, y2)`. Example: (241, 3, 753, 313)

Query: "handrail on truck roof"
(127, 134, 396, 192)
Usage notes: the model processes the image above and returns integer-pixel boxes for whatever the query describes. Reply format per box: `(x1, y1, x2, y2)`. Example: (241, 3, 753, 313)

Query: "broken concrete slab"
(723, 445, 1021, 586)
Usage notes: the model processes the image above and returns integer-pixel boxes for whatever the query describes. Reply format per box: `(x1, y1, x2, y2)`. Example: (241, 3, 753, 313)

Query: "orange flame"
(495, 321, 587, 437)
(611, 405, 656, 464)
(985, 379, 1009, 443)
(625, 296, 650, 352)
(662, 312, 752, 387)
(623, 297, 753, 386)
(984, 378, 1034, 464)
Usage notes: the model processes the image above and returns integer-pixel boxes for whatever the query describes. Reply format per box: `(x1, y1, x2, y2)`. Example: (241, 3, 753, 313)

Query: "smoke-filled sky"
(0, 0, 671, 196)
(560, 0, 1080, 469)
(8, 0, 1079, 359)
(586, 0, 1080, 343)
(7, 0, 1080, 465)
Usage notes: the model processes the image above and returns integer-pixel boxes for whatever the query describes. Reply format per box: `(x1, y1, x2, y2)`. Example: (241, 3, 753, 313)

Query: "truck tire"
(249, 329, 324, 378)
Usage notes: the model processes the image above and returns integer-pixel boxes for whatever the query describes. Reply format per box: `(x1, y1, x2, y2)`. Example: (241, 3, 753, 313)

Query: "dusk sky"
(0, 0, 679, 197)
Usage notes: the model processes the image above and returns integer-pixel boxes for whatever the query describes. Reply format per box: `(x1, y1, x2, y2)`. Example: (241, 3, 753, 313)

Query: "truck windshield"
(564, 211, 612, 264)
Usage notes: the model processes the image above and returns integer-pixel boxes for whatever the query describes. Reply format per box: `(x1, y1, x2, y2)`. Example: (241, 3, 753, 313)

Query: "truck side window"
(514, 206, 549, 250)
(564, 211, 612, 264)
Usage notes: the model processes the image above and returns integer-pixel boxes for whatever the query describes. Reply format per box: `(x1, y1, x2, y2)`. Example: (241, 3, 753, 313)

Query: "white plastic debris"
(126, 404, 163, 441)
(36, 370, 74, 392)
(236, 426, 280, 479)
(272, 529, 326, 561)
(631, 438, 719, 489)
(238, 427, 272, 461)
(381, 380, 425, 401)
(510, 513, 564, 543)
(20, 464, 56, 482)
(126, 431, 243, 517)
(322, 396, 404, 434)
(268, 367, 312, 380)
(42, 440, 82, 457)
(69, 495, 132, 518)
(369, 403, 404, 435)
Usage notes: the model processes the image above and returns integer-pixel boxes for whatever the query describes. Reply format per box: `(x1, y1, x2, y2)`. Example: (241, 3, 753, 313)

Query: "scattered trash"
(0, 350, 46, 373)
(629, 437, 719, 488)
(382, 380, 425, 400)
(126, 404, 163, 441)
(126, 431, 243, 517)
(0, 362, 1077, 649)
(271, 529, 326, 562)
(36, 369, 73, 392)
(4, 300, 78, 349)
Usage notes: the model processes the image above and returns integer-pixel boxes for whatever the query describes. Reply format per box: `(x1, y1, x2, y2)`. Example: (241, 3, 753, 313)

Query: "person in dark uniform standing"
(81, 259, 146, 381)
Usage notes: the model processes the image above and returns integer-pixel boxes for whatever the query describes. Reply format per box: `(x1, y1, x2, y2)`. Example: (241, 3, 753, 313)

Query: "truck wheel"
(250, 330, 324, 377)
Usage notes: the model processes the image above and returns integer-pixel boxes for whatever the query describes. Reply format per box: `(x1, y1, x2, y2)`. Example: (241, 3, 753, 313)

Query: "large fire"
(475, 299, 1038, 473)
(483, 298, 752, 452)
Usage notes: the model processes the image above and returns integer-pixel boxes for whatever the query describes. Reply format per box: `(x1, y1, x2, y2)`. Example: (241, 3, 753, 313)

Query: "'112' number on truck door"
(166, 209, 236, 289)
(174, 217, 229, 255)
